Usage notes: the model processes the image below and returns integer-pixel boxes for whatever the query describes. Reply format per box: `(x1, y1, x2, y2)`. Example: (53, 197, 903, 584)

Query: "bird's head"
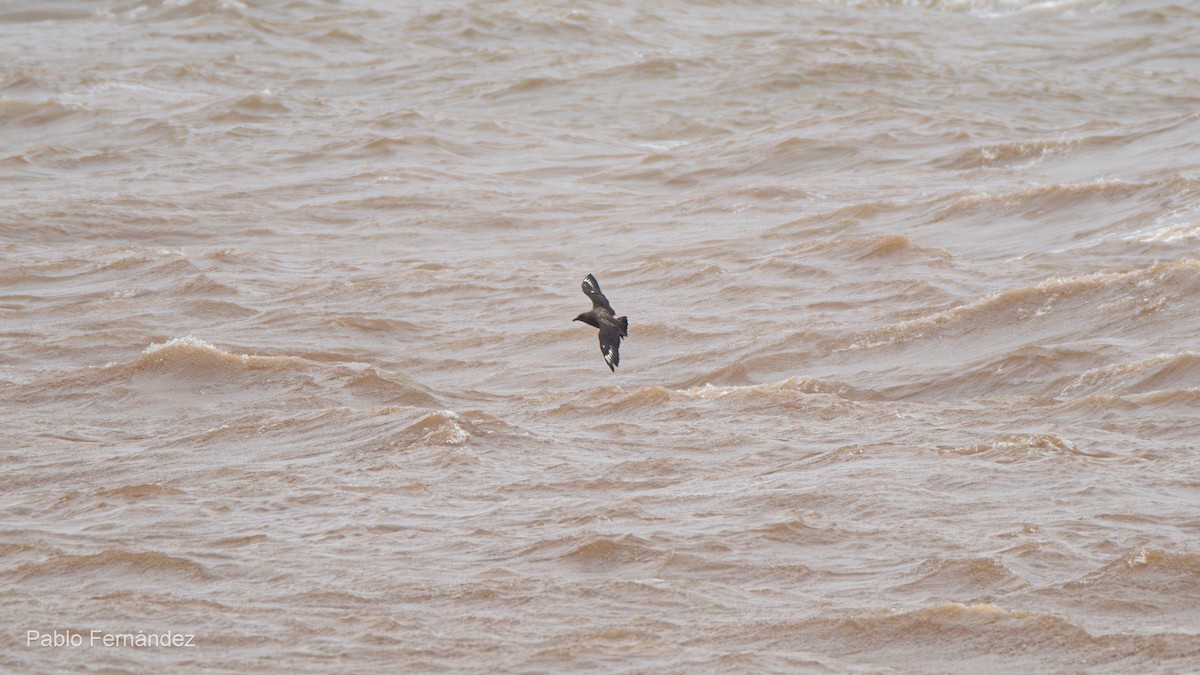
(573, 312, 599, 328)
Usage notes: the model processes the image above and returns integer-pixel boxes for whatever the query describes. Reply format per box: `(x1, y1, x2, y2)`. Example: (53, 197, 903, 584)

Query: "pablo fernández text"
(27, 629, 197, 648)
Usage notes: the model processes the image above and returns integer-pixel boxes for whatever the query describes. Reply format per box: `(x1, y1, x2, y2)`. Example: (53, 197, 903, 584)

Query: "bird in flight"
(573, 274, 628, 372)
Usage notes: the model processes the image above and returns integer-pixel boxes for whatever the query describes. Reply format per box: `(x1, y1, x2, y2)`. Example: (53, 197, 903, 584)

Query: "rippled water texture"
(3, 0, 1200, 671)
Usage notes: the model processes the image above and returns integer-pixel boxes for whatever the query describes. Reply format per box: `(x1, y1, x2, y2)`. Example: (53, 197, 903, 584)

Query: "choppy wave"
(544, 374, 878, 420)
(841, 259, 1200, 353)
(94, 483, 185, 499)
(781, 233, 953, 265)
(897, 557, 1028, 598)
(0, 98, 88, 127)
(112, 0, 265, 23)
(931, 179, 1151, 223)
(846, 0, 1117, 17)
(1033, 549, 1200, 625)
(716, 602, 1159, 669)
(1053, 352, 1200, 397)
(943, 136, 1095, 170)
(7, 336, 445, 413)
(8, 549, 212, 582)
(518, 531, 741, 578)
(392, 409, 485, 447)
(943, 433, 1112, 463)
(682, 376, 882, 403)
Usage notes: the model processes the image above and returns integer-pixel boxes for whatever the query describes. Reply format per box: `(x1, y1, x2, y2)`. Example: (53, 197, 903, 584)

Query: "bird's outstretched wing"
(581, 274, 613, 313)
(598, 326, 622, 372)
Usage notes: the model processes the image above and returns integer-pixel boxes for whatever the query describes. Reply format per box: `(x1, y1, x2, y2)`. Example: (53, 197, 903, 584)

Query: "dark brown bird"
(573, 274, 628, 372)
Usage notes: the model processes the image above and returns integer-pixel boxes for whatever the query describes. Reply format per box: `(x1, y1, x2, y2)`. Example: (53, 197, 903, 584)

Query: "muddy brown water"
(3, 0, 1200, 671)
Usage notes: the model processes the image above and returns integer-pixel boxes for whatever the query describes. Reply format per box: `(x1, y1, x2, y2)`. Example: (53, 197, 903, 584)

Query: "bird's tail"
(617, 316, 628, 337)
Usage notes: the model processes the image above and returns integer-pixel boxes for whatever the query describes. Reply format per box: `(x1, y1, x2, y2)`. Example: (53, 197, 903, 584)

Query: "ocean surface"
(3, 0, 1200, 671)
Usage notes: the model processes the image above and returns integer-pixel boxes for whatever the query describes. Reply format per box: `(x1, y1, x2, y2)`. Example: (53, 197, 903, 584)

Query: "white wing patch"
(604, 345, 616, 366)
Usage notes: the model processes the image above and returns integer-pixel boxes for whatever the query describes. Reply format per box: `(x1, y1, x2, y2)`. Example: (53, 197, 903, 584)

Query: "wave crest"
(10, 549, 212, 582)
(943, 433, 1112, 463)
